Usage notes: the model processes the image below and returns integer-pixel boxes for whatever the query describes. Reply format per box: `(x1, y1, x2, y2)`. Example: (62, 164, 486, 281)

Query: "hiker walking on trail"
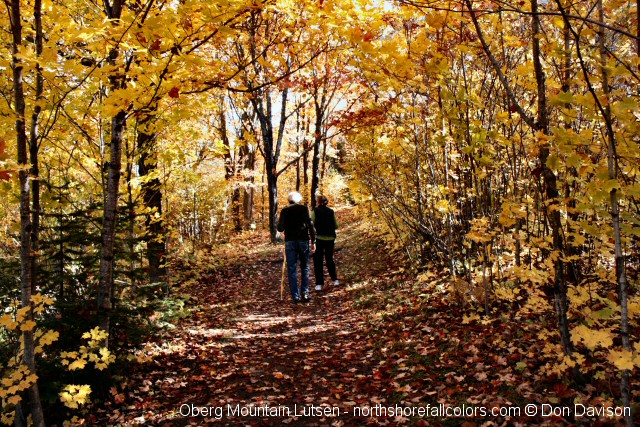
(277, 191, 316, 303)
(312, 194, 339, 292)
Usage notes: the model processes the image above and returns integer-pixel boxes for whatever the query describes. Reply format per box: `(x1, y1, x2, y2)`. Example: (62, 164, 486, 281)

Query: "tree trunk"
(303, 139, 309, 198)
(125, 132, 136, 288)
(303, 111, 310, 202)
(310, 112, 322, 209)
(320, 132, 327, 188)
(531, 0, 574, 358)
(9, 0, 46, 423)
(220, 98, 243, 232)
(252, 87, 288, 242)
(29, 0, 44, 295)
(137, 113, 167, 286)
(98, 110, 126, 345)
(596, 1, 632, 423)
(295, 106, 302, 192)
(97, 0, 126, 346)
(240, 143, 255, 227)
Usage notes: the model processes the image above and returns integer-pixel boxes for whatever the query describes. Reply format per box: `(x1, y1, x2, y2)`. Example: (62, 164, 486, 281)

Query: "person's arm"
(277, 209, 285, 232)
(333, 211, 339, 230)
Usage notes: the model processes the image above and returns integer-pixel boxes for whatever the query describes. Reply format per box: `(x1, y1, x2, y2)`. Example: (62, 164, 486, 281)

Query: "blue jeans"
(285, 240, 310, 300)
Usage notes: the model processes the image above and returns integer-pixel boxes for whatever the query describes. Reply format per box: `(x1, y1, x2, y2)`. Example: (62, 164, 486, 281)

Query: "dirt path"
(101, 208, 396, 426)
(90, 208, 638, 427)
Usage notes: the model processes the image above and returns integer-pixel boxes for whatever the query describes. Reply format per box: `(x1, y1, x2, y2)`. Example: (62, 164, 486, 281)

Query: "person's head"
(288, 191, 303, 204)
(316, 194, 328, 206)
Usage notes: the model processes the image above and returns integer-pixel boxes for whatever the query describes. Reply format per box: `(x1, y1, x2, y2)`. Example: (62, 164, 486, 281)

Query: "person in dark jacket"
(312, 194, 339, 291)
(277, 191, 316, 303)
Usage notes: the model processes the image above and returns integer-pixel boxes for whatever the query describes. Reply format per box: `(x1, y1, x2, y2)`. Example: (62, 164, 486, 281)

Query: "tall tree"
(4, 0, 47, 423)
(137, 109, 167, 285)
(96, 0, 127, 346)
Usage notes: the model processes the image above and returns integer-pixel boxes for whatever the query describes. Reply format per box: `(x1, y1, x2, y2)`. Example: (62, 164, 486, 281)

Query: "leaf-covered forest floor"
(88, 207, 635, 427)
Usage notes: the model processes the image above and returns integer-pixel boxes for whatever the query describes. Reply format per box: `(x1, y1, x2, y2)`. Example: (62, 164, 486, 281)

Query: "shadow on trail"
(105, 210, 394, 426)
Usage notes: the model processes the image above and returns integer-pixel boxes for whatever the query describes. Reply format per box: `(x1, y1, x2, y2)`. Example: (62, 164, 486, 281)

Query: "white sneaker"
(333, 280, 340, 286)
(315, 285, 323, 291)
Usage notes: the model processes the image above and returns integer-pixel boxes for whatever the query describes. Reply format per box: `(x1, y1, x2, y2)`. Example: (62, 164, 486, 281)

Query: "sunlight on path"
(106, 210, 392, 426)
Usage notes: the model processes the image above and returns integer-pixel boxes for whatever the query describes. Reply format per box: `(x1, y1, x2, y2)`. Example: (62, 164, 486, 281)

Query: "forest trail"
(100, 207, 400, 426)
(82, 208, 635, 427)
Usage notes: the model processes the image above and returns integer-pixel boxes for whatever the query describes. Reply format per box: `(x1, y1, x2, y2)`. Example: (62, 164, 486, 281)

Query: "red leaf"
(168, 87, 180, 98)
(136, 32, 147, 44)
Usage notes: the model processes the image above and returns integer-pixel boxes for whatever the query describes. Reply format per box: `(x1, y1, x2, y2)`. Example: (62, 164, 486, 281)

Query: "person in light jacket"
(312, 194, 339, 291)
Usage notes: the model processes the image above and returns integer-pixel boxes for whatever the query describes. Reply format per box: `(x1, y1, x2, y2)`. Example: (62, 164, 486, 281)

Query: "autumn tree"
(3, 0, 48, 422)
(345, 0, 638, 411)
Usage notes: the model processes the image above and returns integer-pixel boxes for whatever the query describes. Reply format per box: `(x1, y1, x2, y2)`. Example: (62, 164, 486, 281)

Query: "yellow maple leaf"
(571, 325, 613, 350)
(20, 320, 37, 332)
(68, 359, 88, 371)
(0, 314, 17, 330)
(608, 350, 635, 371)
(60, 384, 92, 409)
(7, 394, 21, 406)
(39, 330, 59, 346)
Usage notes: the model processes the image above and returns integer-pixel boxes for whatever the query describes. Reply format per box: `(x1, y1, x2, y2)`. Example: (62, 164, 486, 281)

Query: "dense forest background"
(0, 0, 638, 425)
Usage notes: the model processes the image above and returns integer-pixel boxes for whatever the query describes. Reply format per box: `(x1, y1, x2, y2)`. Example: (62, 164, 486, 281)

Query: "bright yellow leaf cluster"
(0, 365, 39, 425)
(1, 294, 59, 425)
(571, 324, 614, 350)
(607, 345, 640, 371)
(59, 385, 92, 409)
(61, 327, 115, 372)
(0, 293, 55, 332)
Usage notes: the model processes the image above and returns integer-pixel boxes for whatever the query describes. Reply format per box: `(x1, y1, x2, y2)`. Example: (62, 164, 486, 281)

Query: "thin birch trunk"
(97, 0, 126, 347)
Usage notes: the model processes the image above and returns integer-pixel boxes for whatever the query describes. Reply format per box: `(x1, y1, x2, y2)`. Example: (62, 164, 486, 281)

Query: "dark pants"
(313, 239, 337, 286)
(285, 240, 310, 300)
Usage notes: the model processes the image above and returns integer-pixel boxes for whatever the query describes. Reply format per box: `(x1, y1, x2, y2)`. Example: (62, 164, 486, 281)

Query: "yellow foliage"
(1, 295, 59, 424)
(68, 359, 88, 371)
(494, 286, 520, 302)
(19, 320, 37, 332)
(35, 330, 60, 353)
(568, 286, 592, 306)
(608, 350, 636, 371)
(1, 412, 15, 425)
(628, 298, 640, 319)
(0, 365, 39, 422)
(545, 353, 586, 376)
(465, 217, 493, 243)
(571, 325, 613, 350)
(0, 315, 17, 331)
(61, 327, 114, 372)
(59, 385, 92, 409)
(81, 326, 109, 343)
(5, 395, 20, 406)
